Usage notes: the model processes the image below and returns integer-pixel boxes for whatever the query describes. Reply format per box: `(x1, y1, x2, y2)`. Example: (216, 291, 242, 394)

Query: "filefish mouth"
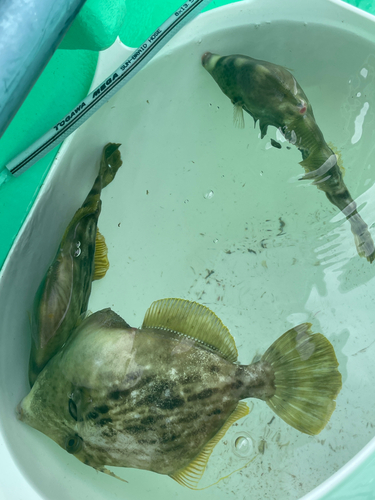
(16, 395, 35, 427)
(16, 400, 30, 425)
(201, 52, 220, 72)
(201, 51, 212, 65)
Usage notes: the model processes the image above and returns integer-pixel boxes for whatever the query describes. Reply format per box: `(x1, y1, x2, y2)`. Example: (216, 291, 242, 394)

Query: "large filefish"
(29, 143, 122, 386)
(201, 52, 375, 263)
(18, 298, 342, 488)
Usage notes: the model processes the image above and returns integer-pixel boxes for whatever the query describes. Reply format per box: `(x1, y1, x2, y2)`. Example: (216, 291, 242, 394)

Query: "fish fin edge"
(142, 298, 238, 362)
(233, 104, 245, 128)
(170, 401, 249, 489)
(261, 323, 342, 435)
(92, 228, 109, 281)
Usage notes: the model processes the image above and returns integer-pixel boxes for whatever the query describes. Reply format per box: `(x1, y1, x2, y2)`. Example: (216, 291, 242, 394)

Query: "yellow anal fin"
(142, 298, 238, 362)
(93, 228, 109, 281)
(170, 401, 249, 489)
(261, 323, 342, 435)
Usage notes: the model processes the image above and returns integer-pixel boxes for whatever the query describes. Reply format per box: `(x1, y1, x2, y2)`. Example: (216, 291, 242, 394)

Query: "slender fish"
(201, 52, 375, 262)
(29, 143, 122, 386)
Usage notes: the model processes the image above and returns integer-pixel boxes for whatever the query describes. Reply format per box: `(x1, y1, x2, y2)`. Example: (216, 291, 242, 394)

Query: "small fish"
(28, 143, 122, 386)
(18, 299, 342, 488)
(201, 52, 375, 263)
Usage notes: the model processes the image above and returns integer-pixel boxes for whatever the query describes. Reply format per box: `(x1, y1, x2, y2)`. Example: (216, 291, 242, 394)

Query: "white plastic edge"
(300, 436, 375, 500)
(1, 1, 375, 499)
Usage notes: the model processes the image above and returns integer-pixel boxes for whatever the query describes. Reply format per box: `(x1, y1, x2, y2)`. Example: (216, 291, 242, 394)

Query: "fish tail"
(99, 142, 122, 189)
(300, 150, 375, 263)
(261, 323, 342, 435)
(324, 187, 375, 263)
(81, 143, 122, 211)
(348, 213, 375, 263)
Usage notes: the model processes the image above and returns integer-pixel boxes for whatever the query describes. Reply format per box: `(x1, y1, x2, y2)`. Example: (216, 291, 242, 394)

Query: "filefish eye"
(68, 399, 78, 421)
(65, 435, 82, 454)
(73, 241, 81, 257)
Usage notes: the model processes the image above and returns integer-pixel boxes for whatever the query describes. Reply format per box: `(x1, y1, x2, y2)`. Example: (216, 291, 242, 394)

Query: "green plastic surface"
(60, 0, 127, 50)
(0, 0, 374, 497)
(0, 0, 239, 269)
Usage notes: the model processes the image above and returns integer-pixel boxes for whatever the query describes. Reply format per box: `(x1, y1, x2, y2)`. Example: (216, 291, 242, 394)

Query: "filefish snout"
(201, 52, 220, 72)
(16, 402, 23, 421)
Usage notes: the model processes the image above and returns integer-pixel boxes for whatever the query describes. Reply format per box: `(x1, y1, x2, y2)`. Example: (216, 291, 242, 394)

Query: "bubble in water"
(184, 199, 189, 204)
(260, 171, 264, 176)
(232, 433, 254, 458)
(357, 92, 362, 97)
(213, 238, 219, 244)
(204, 190, 214, 199)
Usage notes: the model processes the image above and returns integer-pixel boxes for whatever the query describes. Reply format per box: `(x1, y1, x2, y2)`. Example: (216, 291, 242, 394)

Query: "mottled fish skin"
(19, 309, 274, 476)
(29, 144, 122, 386)
(202, 52, 375, 262)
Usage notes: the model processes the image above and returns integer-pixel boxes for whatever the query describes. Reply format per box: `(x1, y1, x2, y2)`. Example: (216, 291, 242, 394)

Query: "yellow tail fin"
(261, 323, 342, 435)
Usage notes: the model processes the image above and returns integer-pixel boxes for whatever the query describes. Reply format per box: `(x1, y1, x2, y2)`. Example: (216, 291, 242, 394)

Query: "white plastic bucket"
(1, 0, 375, 498)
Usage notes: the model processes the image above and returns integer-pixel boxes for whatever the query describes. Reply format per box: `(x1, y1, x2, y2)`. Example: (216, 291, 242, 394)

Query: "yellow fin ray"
(142, 298, 238, 362)
(170, 402, 249, 489)
(261, 323, 342, 435)
(92, 228, 109, 281)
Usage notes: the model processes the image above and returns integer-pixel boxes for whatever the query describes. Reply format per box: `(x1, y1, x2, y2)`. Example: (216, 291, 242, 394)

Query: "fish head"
(19, 309, 135, 470)
(17, 355, 94, 465)
(202, 52, 314, 138)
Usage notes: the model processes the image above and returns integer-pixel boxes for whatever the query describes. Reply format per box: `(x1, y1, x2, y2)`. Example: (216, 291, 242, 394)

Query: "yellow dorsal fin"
(170, 402, 249, 489)
(93, 228, 109, 281)
(142, 298, 238, 362)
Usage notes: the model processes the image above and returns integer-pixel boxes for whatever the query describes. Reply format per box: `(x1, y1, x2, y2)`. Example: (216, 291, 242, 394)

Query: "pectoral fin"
(233, 103, 245, 128)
